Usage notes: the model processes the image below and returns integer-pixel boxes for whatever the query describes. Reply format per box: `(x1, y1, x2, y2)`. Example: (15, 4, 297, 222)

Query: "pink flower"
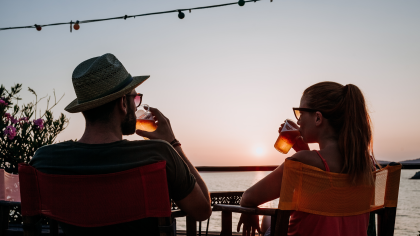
(3, 126, 16, 140)
(33, 118, 44, 130)
(19, 117, 29, 123)
(18, 117, 29, 126)
(0, 100, 7, 106)
(3, 113, 18, 124)
(10, 117, 18, 124)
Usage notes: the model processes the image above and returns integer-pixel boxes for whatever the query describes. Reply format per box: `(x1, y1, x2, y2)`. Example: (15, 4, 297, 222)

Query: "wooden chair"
(214, 161, 402, 236)
(18, 161, 177, 236)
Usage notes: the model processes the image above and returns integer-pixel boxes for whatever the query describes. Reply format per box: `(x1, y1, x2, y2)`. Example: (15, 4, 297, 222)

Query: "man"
(30, 53, 212, 235)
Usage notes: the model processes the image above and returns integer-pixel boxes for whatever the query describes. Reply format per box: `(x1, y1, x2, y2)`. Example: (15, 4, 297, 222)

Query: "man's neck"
(78, 122, 123, 144)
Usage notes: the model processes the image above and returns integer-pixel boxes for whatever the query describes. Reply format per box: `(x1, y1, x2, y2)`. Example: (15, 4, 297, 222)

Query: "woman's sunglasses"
(126, 93, 143, 108)
(293, 107, 323, 120)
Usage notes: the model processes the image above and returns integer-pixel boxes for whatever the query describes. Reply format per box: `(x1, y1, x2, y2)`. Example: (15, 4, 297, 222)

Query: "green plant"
(0, 84, 69, 173)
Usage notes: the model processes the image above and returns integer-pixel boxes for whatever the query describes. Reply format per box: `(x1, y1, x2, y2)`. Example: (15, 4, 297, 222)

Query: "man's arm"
(136, 107, 211, 221)
(173, 145, 211, 203)
(172, 146, 211, 220)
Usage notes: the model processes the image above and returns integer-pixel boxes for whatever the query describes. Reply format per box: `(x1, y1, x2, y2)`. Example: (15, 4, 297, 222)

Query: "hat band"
(78, 75, 133, 104)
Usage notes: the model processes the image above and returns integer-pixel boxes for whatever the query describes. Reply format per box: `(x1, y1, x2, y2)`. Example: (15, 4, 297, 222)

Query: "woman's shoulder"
(286, 150, 327, 171)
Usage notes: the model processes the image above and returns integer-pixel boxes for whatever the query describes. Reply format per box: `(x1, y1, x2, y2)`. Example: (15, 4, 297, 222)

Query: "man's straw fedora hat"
(65, 53, 149, 113)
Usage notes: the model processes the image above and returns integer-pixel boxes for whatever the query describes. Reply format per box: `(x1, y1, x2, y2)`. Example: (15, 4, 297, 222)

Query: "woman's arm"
(237, 163, 285, 235)
(240, 162, 285, 207)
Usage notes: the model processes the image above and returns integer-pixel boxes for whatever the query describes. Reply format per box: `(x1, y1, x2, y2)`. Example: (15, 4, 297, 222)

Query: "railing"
(171, 191, 244, 236)
(172, 191, 243, 210)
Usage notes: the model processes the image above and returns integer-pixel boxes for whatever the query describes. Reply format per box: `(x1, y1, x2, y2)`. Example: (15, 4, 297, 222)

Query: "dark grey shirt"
(30, 139, 196, 236)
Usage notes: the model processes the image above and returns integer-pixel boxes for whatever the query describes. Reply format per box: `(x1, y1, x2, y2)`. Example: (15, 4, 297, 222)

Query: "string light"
(178, 11, 185, 19)
(73, 21, 80, 30)
(1, 0, 267, 32)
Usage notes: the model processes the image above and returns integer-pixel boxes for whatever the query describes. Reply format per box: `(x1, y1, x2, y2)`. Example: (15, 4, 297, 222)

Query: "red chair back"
(18, 161, 171, 227)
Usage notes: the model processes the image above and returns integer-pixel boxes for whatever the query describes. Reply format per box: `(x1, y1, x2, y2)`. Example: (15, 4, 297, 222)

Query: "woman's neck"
(318, 136, 339, 150)
(316, 124, 339, 150)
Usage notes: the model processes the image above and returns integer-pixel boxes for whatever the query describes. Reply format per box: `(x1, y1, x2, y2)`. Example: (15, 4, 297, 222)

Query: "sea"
(176, 169, 420, 236)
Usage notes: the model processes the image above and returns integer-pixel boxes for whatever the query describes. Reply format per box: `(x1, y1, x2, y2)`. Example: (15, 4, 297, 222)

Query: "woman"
(237, 82, 377, 236)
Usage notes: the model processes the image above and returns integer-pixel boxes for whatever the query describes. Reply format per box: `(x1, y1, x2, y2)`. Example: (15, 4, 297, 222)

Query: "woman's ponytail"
(339, 84, 374, 185)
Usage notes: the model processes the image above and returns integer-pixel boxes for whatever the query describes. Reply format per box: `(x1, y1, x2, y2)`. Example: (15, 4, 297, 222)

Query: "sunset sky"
(1, 0, 419, 166)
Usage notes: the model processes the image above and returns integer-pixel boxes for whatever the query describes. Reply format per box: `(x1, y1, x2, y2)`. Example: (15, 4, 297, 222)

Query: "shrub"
(0, 84, 69, 173)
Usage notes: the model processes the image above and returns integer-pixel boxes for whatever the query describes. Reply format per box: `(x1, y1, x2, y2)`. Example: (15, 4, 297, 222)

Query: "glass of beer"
(274, 119, 301, 154)
(136, 104, 157, 132)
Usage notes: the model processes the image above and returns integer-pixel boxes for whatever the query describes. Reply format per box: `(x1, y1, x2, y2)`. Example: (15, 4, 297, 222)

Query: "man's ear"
(117, 96, 128, 115)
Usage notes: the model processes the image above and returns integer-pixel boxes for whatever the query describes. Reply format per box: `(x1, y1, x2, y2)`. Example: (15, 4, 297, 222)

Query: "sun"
(253, 146, 265, 157)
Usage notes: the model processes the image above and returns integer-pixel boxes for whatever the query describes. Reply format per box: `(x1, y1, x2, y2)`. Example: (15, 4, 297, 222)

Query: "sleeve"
(160, 143, 197, 202)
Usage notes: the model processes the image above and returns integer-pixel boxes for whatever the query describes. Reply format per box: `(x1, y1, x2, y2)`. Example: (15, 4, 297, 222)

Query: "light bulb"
(178, 11, 185, 19)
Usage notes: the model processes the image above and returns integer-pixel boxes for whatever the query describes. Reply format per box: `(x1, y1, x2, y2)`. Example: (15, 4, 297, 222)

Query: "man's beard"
(121, 106, 136, 135)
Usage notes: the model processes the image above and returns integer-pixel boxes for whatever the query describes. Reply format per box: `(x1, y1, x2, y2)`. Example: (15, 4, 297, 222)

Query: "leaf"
(28, 87, 37, 96)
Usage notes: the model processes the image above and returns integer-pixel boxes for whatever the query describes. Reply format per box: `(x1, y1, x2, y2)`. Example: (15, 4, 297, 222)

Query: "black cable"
(0, 0, 262, 31)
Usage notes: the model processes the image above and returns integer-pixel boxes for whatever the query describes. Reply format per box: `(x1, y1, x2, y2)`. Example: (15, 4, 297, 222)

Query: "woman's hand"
(237, 213, 261, 236)
(292, 136, 310, 152)
(278, 122, 309, 152)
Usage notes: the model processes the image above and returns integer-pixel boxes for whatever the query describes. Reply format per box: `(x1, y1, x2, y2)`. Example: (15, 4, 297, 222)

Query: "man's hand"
(237, 213, 261, 236)
(136, 107, 175, 142)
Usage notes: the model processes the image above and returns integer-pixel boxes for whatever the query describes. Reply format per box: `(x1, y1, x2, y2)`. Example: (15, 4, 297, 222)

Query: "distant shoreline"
(197, 163, 420, 172)
(398, 164, 420, 169)
(197, 166, 277, 172)
(378, 158, 420, 169)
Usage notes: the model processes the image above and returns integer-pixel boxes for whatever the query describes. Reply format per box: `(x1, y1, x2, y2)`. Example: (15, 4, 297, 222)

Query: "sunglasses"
(126, 93, 143, 108)
(293, 107, 324, 120)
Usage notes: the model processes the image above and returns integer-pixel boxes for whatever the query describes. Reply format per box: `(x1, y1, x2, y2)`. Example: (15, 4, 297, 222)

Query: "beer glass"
(274, 119, 301, 154)
(136, 104, 157, 132)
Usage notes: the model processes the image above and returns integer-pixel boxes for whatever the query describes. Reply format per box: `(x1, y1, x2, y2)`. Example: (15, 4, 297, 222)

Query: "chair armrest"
(0, 201, 21, 207)
(171, 210, 187, 218)
(371, 208, 385, 214)
(213, 204, 278, 216)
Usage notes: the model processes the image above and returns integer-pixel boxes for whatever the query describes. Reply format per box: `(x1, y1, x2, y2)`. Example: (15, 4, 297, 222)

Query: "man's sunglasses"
(126, 93, 143, 108)
(293, 107, 326, 120)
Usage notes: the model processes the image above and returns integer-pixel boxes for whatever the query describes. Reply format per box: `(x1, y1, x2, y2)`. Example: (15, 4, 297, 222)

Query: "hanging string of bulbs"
(0, 0, 270, 32)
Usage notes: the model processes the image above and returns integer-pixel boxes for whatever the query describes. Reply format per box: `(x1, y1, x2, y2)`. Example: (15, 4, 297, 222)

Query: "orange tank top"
(287, 150, 370, 236)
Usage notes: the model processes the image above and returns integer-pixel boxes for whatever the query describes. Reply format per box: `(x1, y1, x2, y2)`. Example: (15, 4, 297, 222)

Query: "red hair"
(303, 82, 375, 185)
